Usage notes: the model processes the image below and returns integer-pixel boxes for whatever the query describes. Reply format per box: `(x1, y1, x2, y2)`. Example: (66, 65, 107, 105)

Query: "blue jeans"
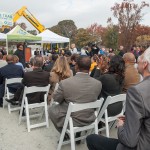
(86, 134, 119, 150)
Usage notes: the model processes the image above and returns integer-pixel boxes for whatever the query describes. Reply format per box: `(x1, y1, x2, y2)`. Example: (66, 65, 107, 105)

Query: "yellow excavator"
(2, 6, 46, 33)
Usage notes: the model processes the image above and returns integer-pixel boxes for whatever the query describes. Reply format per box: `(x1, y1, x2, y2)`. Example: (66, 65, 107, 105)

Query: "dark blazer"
(43, 62, 54, 72)
(117, 76, 150, 150)
(21, 68, 49, 104)
(0, 63, 24, 98)
(49, 73, 102, 132)
(14, 68, 49, 104)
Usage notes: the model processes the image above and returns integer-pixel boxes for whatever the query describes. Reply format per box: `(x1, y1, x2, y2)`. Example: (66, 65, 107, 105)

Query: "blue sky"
(0, 0, 150, 30)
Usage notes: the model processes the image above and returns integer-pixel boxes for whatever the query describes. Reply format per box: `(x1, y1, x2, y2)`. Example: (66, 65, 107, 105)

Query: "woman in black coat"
(94, 55, 125, 116)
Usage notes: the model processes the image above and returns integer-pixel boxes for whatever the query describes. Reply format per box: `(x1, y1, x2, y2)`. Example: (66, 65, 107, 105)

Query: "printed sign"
(0, 12, 13, 27)
(17, 28, 27, 35)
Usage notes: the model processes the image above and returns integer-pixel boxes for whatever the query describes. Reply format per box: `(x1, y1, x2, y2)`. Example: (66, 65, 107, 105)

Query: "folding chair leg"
(44, 98, 49, 128)
(57, 130, 66, 150)
(8, 103, 11, 114)
(94, 112, 98, 134)
(25, 99, 30, 132)
(105, 110, 109, 137)
(19, 104, 24, 125)
(3, 98, 6, 109)
(69, 118, 75, 150)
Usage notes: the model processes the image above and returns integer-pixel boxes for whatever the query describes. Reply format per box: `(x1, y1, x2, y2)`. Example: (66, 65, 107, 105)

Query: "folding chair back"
(3, 78, 23, 114)
(57, 98, 104, 150)
(99, 94, 126, 137)
(19, 84, 50, 132)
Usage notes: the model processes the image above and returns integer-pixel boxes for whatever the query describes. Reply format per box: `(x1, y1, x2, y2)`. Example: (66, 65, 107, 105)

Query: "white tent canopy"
(36, 29, 70, 43)
(0, 33, 7, 41)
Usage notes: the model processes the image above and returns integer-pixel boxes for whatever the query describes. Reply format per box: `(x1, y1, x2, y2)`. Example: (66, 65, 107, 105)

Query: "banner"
(0, 12, 13, 27)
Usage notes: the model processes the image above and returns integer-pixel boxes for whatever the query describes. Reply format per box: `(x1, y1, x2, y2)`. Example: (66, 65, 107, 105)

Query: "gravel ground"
(0, 107, 117, 150)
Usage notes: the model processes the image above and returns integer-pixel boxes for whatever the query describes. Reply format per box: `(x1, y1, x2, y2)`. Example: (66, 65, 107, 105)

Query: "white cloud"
(0, 0, 149, 31)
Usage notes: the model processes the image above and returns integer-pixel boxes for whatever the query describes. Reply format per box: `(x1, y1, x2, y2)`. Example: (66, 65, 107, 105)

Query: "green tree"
(50, 25, 62, 35)
(103, 25, 119, 50)
(74, 28, 92, 48)
(135, 35, 150, 47)
(50, 20, 77, 42)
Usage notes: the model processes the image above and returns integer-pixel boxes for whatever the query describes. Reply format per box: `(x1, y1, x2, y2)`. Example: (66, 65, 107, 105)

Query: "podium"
(25, 47, 31, 62)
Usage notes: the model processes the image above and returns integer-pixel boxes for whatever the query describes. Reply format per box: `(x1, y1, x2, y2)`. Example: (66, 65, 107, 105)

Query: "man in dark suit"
(49, 55, 102, 133)
(86, 47, 150, 150)
(0, 55, 24, 107)
(7, 55, 49, 104)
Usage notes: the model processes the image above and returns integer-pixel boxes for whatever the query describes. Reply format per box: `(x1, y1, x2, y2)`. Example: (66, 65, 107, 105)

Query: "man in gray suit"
(86, 47, 150, 150)
(49, 55, 102, 132)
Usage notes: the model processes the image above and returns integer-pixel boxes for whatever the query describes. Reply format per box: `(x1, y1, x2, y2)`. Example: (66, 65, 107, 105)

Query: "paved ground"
(0, 107, 117, 150)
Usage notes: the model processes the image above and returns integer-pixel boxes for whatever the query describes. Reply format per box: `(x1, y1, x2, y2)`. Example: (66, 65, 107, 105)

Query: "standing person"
(34, 48, 40, 56)
(86, 47, 150, 150)
(71, 43, 78, 54)
(49, 56, 102, 133)
(14, 44, 26, 67)
(0, 47, 7, 56)
(118, 45, 125, 57)
(90, 44, 99, 56)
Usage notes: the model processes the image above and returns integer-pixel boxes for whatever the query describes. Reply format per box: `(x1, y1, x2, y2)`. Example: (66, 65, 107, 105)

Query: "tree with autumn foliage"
(111, 0, 149, 51)
(74, 28, 92, 48)
(86, 23, 106, 45)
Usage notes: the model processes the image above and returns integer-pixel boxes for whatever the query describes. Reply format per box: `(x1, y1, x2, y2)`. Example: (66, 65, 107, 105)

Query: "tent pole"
(51, 43, 52, 51)
(6, 37, 8, 54)
(41, 42, 43, 56)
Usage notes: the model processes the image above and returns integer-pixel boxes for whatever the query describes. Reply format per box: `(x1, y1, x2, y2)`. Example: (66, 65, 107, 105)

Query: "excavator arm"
(13, 6, 46, 33)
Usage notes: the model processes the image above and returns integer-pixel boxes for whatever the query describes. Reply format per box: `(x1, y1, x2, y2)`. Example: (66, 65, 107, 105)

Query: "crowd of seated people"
(0, 44, 150, 150)
(86, 47, 150, 150)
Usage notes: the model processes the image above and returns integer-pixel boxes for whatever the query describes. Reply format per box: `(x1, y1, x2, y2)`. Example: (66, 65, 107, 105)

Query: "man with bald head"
(0, 55, 24, 107)
(49, 55, 102, 133)
(123, 52, 140, 92)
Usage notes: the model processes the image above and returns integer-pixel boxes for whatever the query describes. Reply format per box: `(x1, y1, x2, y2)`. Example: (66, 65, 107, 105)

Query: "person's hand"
(117, 115, 125, 127)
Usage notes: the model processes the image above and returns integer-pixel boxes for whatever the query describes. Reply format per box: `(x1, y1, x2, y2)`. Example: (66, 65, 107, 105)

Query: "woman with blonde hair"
(48, 56, 73, 102)
(13, 55, 24, 69)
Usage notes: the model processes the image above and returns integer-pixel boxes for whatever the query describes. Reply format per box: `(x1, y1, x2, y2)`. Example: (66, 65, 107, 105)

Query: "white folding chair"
(57, 98, 104, 150)
(3, 78, 23, 114)
(98, 94, 126, 137)
(19, 84, 50, 132)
